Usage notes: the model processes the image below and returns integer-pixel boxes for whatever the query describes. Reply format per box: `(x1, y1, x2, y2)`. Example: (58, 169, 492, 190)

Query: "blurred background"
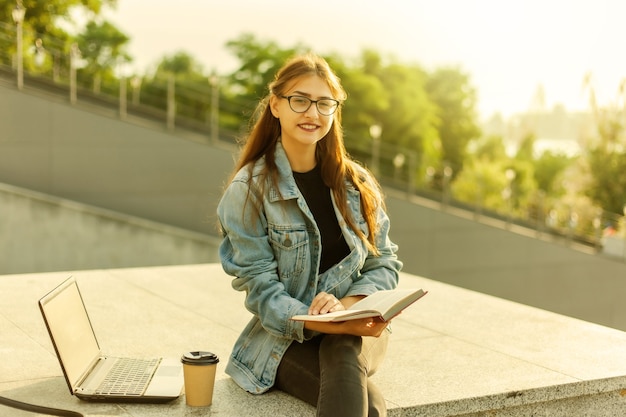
(2, 0, 626, 329)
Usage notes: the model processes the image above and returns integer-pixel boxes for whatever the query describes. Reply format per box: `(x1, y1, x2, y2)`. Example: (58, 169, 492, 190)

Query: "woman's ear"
(269, 95, 280, 118)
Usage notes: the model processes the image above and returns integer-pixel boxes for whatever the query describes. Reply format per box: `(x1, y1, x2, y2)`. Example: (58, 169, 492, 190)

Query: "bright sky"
(102, 0, 626, 120)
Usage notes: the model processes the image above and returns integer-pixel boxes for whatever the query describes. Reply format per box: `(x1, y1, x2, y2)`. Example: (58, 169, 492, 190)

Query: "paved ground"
(2, 264, 626, 416)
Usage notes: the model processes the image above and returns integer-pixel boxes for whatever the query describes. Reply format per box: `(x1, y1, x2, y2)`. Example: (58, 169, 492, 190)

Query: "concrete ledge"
(0, 182, 220, 274)
(1, 264, 626, 416)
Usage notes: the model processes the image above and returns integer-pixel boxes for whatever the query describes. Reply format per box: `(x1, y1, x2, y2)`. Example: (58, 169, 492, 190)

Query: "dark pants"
(275, 332, 389, 417)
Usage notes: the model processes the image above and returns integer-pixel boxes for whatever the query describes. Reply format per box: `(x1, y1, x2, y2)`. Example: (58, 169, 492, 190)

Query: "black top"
(293, 166, 351, 274)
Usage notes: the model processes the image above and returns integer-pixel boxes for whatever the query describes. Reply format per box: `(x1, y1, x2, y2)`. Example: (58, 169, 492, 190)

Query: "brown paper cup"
(181, 351, 219, 406)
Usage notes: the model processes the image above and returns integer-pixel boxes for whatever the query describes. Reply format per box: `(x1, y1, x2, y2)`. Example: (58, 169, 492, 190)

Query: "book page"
(290, 288, 426, 322)
(349, 289, 422, 312)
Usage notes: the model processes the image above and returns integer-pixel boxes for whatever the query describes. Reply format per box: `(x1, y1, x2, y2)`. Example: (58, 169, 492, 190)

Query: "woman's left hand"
(308, 292, 346, 315)
(303, 315, 390, 337)
(347, 317, 388, 337)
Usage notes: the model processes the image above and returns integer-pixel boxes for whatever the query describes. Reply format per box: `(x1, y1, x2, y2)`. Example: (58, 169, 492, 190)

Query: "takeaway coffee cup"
(181, 351, 219, 406)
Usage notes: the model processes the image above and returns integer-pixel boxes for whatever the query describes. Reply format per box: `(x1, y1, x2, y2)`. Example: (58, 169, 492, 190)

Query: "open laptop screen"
(39, 277, 101, 393)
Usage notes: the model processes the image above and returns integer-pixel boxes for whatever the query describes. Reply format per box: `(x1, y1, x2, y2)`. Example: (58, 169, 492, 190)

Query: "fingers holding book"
(351, 317, 388, 337)
(308, 292, 346, 315)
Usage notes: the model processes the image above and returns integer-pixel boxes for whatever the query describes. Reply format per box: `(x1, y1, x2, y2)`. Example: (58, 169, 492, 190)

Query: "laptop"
(38, 276, 183, 403)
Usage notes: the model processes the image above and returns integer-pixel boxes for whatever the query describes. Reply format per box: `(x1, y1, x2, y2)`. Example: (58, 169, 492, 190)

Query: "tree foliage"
(472, 134, 507, 161)
(1, 0, 121, 84)
(453, 133, 537, 217)
(586, 147, 626, 215)
(221, 33, 310, 132)
(375, 60, 441, 174)
(225, 34, 307, 100)
(582, 79, 626, 215)
(330, 50, 389, 148)
(9, 8, 626, 236)
(332, 50, 441, 182)
(74, 19, 129, 92)
(154, 51, 204, 76)
(0, 0, 116, 36)
(425, 67, 481, 177)
(533, 150, 573, 196)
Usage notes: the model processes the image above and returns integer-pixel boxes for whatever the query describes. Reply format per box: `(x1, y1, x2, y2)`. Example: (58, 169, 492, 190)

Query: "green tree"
(337, 50, 440, 182)
(154, 51, 204, 76)
(377, 61, 441, 175)
(0, 0, 116, 67)
(141, 51, 212, 122)
(224, 33, 308, 118)
(451, 158, 509, 212)
(219, 33, 313, 134)
(425, 67, 481, 177)
(0, 0, 115, 35)
(515, 132, 536, 162)
(453, 130, 539, 218)
(533, 150, 573, 196)
(330, 50, 389, 148)
(1, 0, 121, 90)
(586, 147, 626, 215)
(74, 19, 130, 93)
(583, 78, 626, 215)
(471, 134, 507, 161)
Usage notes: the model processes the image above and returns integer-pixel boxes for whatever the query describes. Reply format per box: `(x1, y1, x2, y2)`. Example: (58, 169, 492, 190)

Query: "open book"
(291, 288, 427, 323)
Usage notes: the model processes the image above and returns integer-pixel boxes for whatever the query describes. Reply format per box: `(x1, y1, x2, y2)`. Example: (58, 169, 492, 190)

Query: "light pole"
(369, 124, 382, 176)
(166, 73, 175, 130)
(442, 165, 453, 208)
(34, 38, 45, 68)
(69, 43, 80, 104)
(406, 151, 417, 196)
(593, 212, 602, 251)
(622, 204, 626, 261)
(12, 1, 26, 90)
(119, 75, 127, 119)
(392, 153, 405, 182)
(117, 58, 130, 119)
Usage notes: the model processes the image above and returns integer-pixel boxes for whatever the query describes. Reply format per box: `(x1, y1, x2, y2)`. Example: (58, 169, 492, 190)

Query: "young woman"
(217, 53, 402, 417)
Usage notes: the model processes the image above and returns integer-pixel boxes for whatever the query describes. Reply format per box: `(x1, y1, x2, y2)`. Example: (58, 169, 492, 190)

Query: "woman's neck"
(283, 141, 317, 173)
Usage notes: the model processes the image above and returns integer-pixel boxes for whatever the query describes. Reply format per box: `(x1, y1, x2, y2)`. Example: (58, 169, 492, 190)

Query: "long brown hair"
(229, 53, 384, 254)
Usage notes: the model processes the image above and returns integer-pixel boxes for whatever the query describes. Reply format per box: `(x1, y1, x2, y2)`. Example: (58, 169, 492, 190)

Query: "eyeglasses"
(280, 95, 340, 116)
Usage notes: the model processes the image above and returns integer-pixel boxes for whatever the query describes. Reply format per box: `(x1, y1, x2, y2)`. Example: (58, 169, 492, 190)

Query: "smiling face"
(269, 75, 336, 160)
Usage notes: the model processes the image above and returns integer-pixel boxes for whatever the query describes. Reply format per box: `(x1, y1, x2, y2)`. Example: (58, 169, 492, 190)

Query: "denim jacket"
(217, 141, 402, 394)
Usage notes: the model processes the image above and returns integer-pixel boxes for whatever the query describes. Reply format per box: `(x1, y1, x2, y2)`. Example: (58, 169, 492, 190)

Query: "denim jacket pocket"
(268, 223, 308, 283)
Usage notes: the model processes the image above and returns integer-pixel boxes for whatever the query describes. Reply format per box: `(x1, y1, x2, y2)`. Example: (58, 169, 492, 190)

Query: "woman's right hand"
(308, 291, 346, 315)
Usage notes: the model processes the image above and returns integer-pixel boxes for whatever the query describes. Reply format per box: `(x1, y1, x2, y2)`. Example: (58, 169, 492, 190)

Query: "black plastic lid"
(181, 351, 219, 365)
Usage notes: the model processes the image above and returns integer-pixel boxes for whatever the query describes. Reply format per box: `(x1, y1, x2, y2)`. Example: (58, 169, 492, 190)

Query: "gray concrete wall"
(386, 193, 626, 331)
(2, 81, 626, 331)
(0, 182, 219, 274)
(0, 82, 235, 236)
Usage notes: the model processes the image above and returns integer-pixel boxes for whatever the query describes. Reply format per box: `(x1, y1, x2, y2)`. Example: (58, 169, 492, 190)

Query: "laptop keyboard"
(95, 357, 160, 396)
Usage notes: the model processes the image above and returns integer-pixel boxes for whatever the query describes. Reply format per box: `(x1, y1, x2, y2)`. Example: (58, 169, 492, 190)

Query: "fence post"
(369, 124, 382, 177)
(407, 151, 417, 196)
(131, 76, 142, 105)
(167, 74, 175, 130)
(209, 74, 219, 143)
(119, 76, 127, 119)
(442, 165, 453, 210)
